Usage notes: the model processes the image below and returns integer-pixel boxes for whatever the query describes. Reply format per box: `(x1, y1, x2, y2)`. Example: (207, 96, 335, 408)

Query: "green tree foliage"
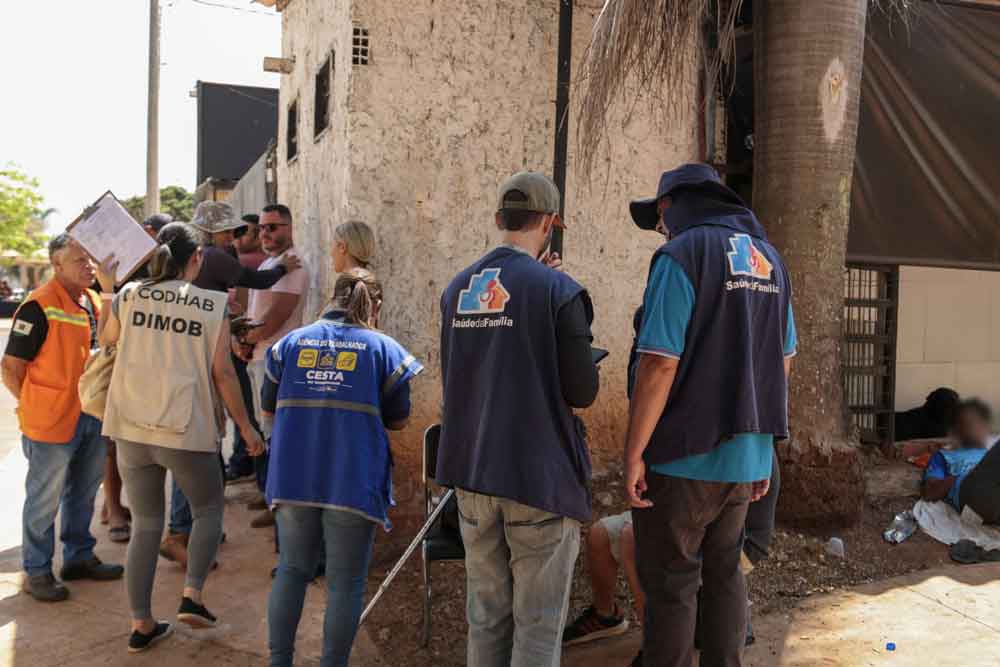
(122, 185, 195, 223)
(0, 165, 50, 256)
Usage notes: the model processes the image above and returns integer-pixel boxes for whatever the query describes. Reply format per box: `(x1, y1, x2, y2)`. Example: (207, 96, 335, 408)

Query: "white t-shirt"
(247, 249, 310, 361)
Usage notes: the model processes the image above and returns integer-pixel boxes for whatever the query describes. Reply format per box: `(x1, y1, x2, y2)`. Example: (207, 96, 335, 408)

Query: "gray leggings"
(116, 439, 224, 620)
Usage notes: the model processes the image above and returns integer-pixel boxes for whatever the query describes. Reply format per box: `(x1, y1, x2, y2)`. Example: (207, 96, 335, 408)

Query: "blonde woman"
(331, 221, 375, 273)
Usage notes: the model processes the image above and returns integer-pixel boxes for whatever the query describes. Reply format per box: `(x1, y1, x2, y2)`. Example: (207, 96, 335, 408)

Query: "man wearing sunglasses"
(239, 203, 310, 529)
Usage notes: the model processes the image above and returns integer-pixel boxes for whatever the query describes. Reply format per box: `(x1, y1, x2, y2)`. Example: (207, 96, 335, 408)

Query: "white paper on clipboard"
(67, 192, 158, 285)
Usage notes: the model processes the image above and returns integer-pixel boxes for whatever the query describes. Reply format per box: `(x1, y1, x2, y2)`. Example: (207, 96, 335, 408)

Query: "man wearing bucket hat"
(437, 171, 600, 666)
(624, 163, 797, 666)
(157, 202, 299, 568)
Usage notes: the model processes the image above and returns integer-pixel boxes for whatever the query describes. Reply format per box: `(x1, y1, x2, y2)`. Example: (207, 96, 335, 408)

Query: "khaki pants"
(456, 489, 580, 667)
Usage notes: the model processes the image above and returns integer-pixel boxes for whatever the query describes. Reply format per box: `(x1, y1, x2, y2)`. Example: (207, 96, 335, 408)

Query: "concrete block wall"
(895, 265, 1000, 416)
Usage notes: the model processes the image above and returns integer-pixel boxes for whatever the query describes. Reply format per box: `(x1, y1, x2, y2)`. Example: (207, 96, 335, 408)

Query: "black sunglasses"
(260, 222, 290, 233)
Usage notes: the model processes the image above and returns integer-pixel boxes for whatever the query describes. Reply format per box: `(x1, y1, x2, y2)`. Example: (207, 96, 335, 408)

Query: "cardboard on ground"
(67, 191, 157, 285)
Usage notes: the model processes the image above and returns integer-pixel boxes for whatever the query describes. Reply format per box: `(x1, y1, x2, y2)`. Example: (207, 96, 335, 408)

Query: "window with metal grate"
(352, 27, 370, 65)
(842, 264, 899, 444)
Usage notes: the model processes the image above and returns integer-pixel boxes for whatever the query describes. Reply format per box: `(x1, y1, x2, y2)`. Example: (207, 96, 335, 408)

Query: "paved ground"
(0, 313, 998, 665)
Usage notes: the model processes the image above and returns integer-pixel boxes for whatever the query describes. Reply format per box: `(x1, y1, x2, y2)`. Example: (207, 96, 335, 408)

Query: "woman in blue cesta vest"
(261, 267, 422, 667)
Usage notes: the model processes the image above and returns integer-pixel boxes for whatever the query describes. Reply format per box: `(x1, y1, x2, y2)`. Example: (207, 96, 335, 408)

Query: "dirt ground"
(360, 463, 947, 666)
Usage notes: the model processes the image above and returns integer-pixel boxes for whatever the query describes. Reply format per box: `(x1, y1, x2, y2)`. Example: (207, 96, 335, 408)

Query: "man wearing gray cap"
(436, 171, 600, 666)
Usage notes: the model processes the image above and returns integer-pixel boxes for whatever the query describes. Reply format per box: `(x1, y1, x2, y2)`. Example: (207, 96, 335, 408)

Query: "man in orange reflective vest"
(1, 234, 123, 602)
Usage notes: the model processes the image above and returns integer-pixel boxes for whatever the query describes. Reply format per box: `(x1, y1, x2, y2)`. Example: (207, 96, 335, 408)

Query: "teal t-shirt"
(639, 255, 797, 482)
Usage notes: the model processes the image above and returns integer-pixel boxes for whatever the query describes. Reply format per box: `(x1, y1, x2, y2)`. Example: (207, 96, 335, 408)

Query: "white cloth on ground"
(913, 499, 1000, 550)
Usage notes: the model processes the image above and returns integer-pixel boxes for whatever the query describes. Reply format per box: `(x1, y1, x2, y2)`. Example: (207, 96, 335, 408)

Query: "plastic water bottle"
(825, 537, 846, 558)
(883, 511, 917, 544)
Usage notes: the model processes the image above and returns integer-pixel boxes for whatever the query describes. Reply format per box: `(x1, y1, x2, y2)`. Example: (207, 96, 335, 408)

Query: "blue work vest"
(265, 317, 422, 528)
(436, 246, 593, 522)
(641, 194, 792, 465)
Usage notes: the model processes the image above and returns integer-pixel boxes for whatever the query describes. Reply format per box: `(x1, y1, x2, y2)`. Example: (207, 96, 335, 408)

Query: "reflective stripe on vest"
(43, 306, 91, 327)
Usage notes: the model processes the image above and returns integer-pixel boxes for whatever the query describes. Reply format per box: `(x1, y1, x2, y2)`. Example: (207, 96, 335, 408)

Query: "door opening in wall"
(842, 264, 899, 444)
(315, 54, 333, 138)
(287, 99, 299, 161)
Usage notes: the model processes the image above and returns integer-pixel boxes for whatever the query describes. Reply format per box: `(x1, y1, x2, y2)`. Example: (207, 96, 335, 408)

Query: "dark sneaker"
(128, 622, 173, 653)
(177, 596, 217, 629)
(224, 467, 255, 485)
(630, 651, 643, 667)
(563, 605, 628, 646)
(60, 556, 124, 581)
(25, 572, 69, 602)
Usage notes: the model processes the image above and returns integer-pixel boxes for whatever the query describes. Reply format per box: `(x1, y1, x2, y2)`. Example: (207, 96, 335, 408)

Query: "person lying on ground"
(923, 399, 991, 511)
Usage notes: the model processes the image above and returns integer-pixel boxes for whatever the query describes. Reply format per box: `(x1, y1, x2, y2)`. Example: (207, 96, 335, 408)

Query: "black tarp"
(848, 3, 1000, 269)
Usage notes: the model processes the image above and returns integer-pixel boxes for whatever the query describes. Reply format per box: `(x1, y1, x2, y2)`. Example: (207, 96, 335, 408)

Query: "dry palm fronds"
(575, 0, 916, 179)
(576, 0, 742, 177)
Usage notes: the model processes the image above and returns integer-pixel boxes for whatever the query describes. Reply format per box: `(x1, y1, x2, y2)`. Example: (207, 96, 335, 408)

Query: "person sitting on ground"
(263, 268, 422, 667)
(895, 387, 960, 441)
(923, 399, 991, 512)
(99, 223, 264, 654)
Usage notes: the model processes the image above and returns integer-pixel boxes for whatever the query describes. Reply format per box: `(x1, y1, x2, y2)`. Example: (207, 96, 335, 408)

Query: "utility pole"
(145, 0, 161, 218)
(551, 0, 573, 258)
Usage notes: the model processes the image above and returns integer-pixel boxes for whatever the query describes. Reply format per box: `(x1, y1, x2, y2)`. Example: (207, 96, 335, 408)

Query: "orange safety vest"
(15, 279, 101, 443)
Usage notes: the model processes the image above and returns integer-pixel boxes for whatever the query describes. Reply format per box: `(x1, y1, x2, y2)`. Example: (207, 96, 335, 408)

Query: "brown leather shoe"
(247, 493, 268, 512)
(250, 511, 275, 528)
(159, 533, 189, 569)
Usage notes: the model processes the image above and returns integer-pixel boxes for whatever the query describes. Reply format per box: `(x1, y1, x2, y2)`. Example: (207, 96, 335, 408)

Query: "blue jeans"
(456, 489, 580, 667)
(268, 505, 376, 667)
(227, 353, 258, 475)
(22, 414, 106, 576)
(169, 479, 192, 535)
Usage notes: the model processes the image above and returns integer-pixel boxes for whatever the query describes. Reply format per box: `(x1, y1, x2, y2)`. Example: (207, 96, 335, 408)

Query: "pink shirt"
(247, 249, 310, 361)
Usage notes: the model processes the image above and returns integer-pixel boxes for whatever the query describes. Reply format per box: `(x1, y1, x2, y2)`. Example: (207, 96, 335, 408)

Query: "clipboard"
(66, 191, 159, 286)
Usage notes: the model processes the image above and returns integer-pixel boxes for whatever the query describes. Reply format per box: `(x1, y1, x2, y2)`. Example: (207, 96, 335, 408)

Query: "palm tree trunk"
(753, 0, 869, 527)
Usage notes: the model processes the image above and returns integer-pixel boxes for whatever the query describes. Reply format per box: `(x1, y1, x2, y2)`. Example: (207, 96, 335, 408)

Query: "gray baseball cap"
(191, 201, 246, 234)
(497, 171, 565, 227)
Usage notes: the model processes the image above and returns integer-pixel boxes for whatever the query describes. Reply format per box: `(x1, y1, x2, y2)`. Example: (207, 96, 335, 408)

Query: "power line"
(188, 0, 277, 17)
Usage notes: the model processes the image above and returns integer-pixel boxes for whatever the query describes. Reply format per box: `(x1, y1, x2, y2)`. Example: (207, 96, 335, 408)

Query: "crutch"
(358, 488, 455, 626)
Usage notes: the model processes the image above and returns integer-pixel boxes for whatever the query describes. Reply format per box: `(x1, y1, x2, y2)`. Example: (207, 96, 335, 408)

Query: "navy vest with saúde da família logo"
(436, 246, 594, 522)
(641, 192, 793, 466)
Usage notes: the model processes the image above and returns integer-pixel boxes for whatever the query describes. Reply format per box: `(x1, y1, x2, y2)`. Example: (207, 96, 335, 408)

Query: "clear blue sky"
(0, 0, 281, 232)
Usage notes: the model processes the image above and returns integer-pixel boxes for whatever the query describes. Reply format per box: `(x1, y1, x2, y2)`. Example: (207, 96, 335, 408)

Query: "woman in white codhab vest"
(99, 222, 264, 655)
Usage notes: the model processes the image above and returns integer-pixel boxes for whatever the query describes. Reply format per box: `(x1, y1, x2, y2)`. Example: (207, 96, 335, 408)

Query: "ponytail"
(144, 222, 202, 285)
(332, 268, 383, 328)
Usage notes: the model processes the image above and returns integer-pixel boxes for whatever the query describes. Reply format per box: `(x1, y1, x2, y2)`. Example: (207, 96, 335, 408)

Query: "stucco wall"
(276, 0, 699, 499)
(896, 266, 1000, 417)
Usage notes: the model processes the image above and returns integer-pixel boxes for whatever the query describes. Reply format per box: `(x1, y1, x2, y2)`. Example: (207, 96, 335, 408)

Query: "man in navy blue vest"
(625, 164, 797, 667)
(437, 171, 600, 667)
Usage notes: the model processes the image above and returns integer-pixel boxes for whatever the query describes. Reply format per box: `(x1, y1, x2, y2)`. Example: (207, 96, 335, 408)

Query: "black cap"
(629, 163, 744, 230)
(143, 213, 173, 234)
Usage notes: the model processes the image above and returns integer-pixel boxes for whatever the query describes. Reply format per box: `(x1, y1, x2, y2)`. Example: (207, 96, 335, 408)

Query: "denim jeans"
(456, 489, 580, 667)
(267, 505, 376, 667)
(22, 414, 106, 576)
(169, 478, 192, 535)
(227, 353, 258, 475)
(247, 359, 272, 495)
